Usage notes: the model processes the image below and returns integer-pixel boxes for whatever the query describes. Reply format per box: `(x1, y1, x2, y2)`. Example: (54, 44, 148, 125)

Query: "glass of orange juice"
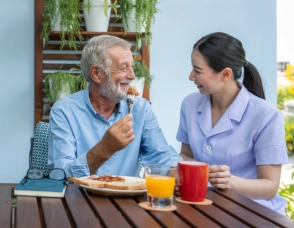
(144, 164, 177, 208)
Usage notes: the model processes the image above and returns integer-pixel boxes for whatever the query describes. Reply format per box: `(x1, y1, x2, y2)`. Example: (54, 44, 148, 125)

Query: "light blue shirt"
(176, 83, 288, 215)
(48, 87, 182, 178)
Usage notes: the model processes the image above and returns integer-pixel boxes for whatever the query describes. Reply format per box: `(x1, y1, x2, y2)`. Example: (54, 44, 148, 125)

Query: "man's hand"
(99, 114, 135, 156)
(87, 114, 135, 174)
(209, 165, 231, 189)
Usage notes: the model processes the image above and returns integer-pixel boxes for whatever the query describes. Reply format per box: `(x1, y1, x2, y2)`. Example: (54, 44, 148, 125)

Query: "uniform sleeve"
(139, 101, 183, 167)
(254, 109, 288, 165)
(176, 97, 189, 144)
(48, 105, 90, 177)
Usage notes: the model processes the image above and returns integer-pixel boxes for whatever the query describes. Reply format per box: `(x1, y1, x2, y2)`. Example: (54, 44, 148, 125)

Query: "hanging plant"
(120, 0, 159, 50)
(44, 71, 79, 102)
(42, 0, 83, 50)
(133, 60, 153, 88)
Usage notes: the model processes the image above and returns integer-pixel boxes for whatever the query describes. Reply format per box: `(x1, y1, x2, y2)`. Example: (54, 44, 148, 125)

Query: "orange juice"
(146, 175, 175, 198)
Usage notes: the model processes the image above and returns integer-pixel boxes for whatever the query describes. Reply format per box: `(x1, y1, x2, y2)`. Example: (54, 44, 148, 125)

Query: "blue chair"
(29, 122, 50, 175)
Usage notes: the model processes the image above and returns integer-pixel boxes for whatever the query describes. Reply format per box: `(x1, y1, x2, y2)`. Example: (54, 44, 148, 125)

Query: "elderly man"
(48, 35, 182, 177)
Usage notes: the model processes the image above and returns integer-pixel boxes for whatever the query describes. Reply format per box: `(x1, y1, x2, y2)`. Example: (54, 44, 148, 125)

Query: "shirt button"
(107, 123, 110, 127)
(206, 145, 212, 151)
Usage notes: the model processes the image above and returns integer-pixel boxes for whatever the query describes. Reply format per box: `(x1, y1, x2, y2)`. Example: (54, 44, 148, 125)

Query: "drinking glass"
(144, 164, 176, 208)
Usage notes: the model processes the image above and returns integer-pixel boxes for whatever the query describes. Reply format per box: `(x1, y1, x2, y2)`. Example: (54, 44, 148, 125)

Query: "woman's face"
(189, 50, 223, 95)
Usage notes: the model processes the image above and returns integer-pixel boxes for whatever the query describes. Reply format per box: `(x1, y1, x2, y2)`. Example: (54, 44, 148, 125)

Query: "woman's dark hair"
(193, 32, 265, 99)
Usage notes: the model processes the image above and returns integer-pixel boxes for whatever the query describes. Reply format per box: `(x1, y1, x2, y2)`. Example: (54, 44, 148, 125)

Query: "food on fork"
(69, 175, 146, 190)
(127, 86, 140, 96)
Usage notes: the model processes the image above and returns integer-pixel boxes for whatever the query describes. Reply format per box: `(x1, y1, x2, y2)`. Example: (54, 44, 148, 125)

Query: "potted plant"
(42, 0, 83, 50)
(131, 60, 153, 96)
(120, 0, 159, 49)
(83, 0, 118, 32)
(44, 71, 80, 103)
(69, 65, 88, 90)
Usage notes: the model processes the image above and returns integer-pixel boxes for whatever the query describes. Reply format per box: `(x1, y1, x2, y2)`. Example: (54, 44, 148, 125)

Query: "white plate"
(80, 176, 146, 196)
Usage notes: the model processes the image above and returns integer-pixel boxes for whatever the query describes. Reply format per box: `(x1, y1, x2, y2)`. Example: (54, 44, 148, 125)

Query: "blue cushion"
(31, 122, 50, 175)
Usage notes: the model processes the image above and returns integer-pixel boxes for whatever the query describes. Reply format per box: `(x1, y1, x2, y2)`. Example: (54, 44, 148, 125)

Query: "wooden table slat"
(175, 190, 249, 228)
(84, 189, 132, 228)
(172, 196, 222, 228)
(0, 186, 12, 228)
(112, 194, 162, 228)
(41, 197, 72, 228)
(2, 184, 294, 227)
(214, 189, 294, 228)
(16, 196, 41, 228)
(65, 187, 102, 227)
(206, 191, 280, 228)
(135, 193, 191, 228)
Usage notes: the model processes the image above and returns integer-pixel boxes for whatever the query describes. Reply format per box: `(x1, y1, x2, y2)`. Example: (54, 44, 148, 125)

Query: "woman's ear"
(90, 65, 103, 83)
(221, 67, 233, 81)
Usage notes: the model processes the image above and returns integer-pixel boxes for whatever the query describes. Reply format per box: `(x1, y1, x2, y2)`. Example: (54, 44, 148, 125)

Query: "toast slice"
(69, 176, 106, 188)
(70, 176, 146, 190)
(105, 181, 146, 190)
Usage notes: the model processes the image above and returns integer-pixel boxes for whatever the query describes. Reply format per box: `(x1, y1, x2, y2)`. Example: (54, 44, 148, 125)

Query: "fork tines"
(127, 94, 135, 113)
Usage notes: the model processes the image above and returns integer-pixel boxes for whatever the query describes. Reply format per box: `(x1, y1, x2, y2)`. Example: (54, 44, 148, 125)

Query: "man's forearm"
(87, 142, 112, 175)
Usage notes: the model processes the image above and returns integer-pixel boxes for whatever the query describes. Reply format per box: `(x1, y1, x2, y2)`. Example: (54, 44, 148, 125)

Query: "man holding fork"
(48, 35, 182, 178)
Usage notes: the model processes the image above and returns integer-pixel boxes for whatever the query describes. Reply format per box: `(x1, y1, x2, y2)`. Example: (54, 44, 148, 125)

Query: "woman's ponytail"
(243, 61, 265, 99)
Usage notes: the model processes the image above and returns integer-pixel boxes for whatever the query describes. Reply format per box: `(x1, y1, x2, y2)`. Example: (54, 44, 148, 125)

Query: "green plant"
(279, 171, 294, 219)
(284, 116, 294, 155)
(133, 60, 153, 88)
(121, 0, 159, 50)
(69, 65, 88, 90)
(44, 71, 79, 102)
(278, 86, 294, 110)
(42, 0, 83, 50)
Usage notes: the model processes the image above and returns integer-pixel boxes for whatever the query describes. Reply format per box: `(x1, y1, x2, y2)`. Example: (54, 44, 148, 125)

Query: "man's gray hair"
(81, 35, 132, 82)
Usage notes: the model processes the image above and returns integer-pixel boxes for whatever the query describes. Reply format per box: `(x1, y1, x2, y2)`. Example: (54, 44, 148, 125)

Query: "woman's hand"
(209, 165, 231, 189)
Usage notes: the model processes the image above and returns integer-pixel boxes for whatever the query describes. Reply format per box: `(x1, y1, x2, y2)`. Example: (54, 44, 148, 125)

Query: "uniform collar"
(197, 82, 249, 137)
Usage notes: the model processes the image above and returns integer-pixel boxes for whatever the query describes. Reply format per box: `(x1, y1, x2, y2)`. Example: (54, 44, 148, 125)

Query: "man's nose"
(127, 67, 136, 80)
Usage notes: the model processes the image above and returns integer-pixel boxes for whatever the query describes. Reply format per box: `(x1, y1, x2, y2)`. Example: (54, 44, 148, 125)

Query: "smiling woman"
(177, 32, 288, 215)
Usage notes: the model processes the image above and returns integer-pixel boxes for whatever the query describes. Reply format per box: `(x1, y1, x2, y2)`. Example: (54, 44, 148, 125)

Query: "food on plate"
(69, 176, 107, 188)
(69, 175, 146, 190)
(89, 175, 126, 182)
(127, 86, 140, 96)
(105, 181, 146, 190)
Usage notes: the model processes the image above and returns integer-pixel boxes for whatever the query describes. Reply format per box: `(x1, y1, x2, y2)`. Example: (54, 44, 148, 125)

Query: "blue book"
(14, 178, 67, 198)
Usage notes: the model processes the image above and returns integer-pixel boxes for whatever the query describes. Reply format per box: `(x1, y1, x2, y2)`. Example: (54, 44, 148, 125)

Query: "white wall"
(151, 0, 277, 153)
(0, 0, 277, 182)
(277, 0, 294, 63)
(0, 0, 34, 183)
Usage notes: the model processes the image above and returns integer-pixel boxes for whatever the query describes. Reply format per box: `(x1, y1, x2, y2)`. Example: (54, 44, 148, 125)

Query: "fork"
(127, 94, 135, 114)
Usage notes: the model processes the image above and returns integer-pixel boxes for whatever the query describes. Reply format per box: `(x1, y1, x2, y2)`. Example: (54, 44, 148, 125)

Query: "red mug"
(178, 161, 209, 202)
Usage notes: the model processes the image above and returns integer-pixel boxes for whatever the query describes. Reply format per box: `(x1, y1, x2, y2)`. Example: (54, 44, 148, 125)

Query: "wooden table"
(1, 184, 294, 228)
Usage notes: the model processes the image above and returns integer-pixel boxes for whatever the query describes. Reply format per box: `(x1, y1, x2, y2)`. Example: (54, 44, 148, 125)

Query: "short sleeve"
(254, 109, 288, 165)
(176, 97, 189, 144)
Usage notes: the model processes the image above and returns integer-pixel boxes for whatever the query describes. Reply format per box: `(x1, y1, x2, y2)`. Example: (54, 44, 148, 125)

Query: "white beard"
(99, 75, 131, 103)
